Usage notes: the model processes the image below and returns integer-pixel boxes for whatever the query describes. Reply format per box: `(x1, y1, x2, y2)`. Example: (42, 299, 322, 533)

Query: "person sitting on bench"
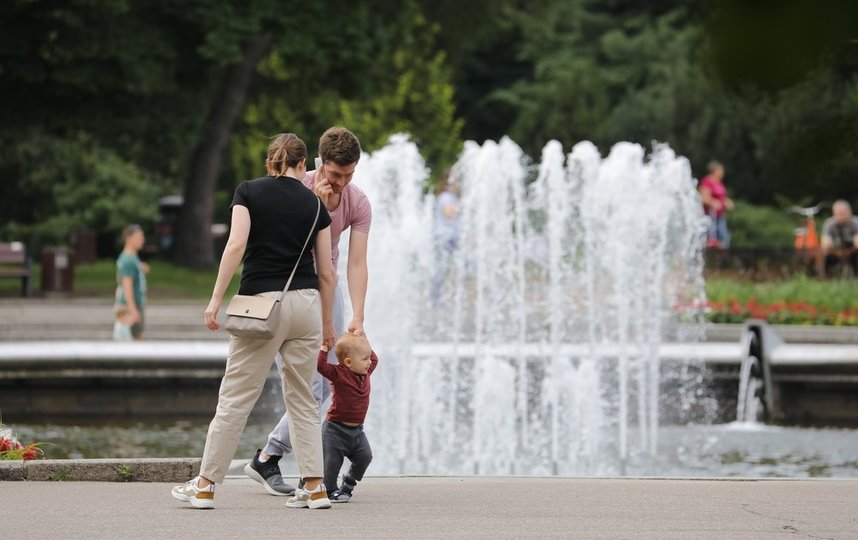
(821, 200, 858, 277)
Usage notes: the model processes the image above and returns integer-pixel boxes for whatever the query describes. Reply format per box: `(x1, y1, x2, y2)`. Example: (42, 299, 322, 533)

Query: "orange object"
(795, 218, 819, 250)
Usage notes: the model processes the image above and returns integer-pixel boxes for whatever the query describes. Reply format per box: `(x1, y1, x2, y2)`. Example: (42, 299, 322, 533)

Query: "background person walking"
(114, 224, 147, 340)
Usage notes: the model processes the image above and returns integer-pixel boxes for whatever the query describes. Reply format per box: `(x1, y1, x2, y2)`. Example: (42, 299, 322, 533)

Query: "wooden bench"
(0, 242, 32, 297)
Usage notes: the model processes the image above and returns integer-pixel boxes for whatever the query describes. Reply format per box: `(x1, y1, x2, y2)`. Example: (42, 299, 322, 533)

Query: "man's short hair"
(319, 127, 361, 167)
(122, 224, 142, 241)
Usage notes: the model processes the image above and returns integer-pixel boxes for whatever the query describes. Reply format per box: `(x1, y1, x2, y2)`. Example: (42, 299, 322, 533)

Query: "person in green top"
(115, 224, 148, 340)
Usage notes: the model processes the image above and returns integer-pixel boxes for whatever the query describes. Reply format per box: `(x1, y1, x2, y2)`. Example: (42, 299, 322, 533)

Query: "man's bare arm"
(347, 231, 369, 334)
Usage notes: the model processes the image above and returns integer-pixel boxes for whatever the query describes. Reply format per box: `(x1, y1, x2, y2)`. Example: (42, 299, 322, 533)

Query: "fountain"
(348, 135, 710, 475)
(4, 136, 858, 475)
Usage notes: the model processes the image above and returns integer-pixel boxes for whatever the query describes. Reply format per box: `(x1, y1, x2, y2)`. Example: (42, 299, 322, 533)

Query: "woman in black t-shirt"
(171, 133, 335, 509)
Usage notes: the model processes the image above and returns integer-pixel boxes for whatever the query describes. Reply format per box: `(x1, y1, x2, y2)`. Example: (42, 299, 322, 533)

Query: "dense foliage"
(1, 0, 856, 264)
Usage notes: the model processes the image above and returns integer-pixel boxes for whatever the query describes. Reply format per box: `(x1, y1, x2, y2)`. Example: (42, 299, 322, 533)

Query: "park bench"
(0, 242, 32, 297)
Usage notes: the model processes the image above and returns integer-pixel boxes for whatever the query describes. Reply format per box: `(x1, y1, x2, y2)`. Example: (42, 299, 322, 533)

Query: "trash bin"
(41, 246, 75, 295)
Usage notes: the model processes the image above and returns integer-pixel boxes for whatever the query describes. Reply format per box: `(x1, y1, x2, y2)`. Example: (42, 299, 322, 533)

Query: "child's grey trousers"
(322, 420, 373, 491)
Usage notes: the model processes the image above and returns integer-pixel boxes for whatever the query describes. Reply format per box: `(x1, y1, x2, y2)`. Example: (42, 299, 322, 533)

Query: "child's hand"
(320, 344, 329, 353)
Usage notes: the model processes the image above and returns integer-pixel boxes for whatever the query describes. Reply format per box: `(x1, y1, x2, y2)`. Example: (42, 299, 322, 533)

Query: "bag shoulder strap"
(278, 197, 322, 301)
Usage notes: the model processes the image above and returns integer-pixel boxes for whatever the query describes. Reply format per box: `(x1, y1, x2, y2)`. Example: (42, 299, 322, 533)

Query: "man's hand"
(126, 307, 141, 325)
(348, 318, 364, 336)
(314, 165, 334, 208)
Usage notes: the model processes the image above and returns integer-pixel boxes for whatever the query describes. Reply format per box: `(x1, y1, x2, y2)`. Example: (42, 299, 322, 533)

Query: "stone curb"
(0, 458, 200, 482)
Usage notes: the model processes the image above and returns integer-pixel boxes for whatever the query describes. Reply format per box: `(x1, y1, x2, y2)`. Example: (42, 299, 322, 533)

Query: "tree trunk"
(172, 34, 273, 268)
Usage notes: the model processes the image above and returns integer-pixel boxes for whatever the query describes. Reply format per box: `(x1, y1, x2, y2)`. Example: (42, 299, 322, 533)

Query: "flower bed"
(0, 424, 44, 460)
(701, 276, 858, 326)
(704, 298, 858, 326)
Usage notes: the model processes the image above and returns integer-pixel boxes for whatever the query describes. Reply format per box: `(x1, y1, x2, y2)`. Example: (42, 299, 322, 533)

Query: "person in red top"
(317, 332, 379, 502)
(698, 160, 734, 248)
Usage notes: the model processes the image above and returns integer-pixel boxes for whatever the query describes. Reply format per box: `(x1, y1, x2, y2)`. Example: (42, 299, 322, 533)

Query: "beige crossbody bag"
(224, 197, 321, 339)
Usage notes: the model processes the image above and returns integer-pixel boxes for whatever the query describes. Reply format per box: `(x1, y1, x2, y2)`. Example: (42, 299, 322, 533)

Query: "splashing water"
(349, 135, 707, 476)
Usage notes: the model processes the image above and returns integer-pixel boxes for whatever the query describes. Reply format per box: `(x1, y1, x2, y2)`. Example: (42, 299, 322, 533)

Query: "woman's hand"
(204, 298, 222, 331)
(323, 322, 336, 350)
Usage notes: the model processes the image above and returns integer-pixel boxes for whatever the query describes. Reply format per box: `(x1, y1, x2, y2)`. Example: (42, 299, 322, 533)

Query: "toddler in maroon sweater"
(317, 332, 379, 502)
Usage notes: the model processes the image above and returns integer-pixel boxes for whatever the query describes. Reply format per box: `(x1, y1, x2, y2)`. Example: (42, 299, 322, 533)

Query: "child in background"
(113, 305, 133, 341)
(317, 332, 379, 503)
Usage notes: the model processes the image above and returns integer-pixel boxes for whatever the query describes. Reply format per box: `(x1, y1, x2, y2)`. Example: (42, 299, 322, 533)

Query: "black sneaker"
(329, 489, 352, 503)
(244, 449, 295, 496)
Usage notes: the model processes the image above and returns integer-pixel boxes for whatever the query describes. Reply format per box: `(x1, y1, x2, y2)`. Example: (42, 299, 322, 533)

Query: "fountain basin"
(2, 339, 857, 427)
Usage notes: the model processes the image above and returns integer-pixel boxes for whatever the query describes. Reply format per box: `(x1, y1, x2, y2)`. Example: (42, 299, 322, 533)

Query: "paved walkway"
(3, 476, 857, 538)
(4, 297, 858, 343)
(0, 298, 216, 341)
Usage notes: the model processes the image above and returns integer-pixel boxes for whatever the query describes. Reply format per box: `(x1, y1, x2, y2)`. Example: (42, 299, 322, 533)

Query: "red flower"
(729, 299, 743, 315)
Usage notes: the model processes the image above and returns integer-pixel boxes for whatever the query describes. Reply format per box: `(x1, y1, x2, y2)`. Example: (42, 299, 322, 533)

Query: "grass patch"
(3, 259, 855, 325)
(705, 274, 858, 312)
(0, 259, 239, 300)
(116, 464, 134, 482)
(704, 274, 858, 325)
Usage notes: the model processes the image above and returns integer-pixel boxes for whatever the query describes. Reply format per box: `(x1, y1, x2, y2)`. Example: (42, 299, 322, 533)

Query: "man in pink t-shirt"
(698, 160, 733, 248)
(301, 167, 372, 312)
(245, 127, 373, 497)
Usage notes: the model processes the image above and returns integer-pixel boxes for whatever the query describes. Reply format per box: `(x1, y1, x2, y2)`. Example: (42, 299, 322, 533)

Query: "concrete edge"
(3, 458, 856, 483)
(0, 458, 201, 482)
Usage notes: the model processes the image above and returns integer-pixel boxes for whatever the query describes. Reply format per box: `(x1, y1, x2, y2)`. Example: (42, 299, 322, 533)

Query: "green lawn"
(0, 259, 238, 300)
(3, 260, 856, 321)
(703, 274, 858, 325)
(705, 275, 858, 312)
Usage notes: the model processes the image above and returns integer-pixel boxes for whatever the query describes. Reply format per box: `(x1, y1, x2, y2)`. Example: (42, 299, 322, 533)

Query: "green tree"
(2, 1, 468, 266)
(706, 0, 858, 204)
(231, 2, 464, 186)
(444, 0, 857, 211)
(0, 133, 160, 247)
(0, 0, 214, 257)
(338, 13, 463, 171)
(492, 1, 713, 157)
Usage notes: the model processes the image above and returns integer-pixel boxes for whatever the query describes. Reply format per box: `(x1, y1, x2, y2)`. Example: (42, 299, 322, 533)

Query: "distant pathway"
(0, 298, 215, 341)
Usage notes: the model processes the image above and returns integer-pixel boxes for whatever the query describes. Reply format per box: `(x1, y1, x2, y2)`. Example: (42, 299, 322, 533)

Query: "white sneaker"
(285, 483, 331, 509)
(171, 477, 215, 509)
